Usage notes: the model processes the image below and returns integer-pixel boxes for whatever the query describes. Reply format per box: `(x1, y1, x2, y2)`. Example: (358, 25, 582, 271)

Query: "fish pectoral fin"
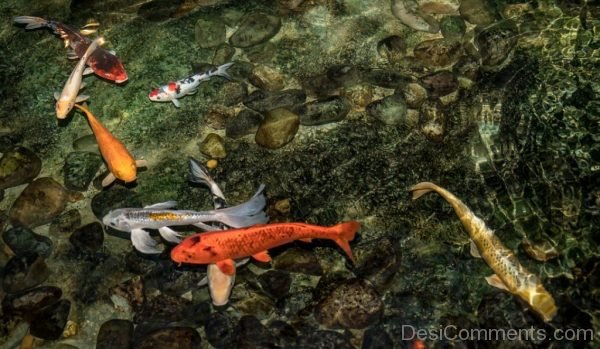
(470, 240, 482, 258)
(66, 51, 79, 60)
(171, 99, 181, 108)
(131, 228, 161, 254)
(216, 259, 236, 275)
(197, 276, 209, 287)
(82, 67, 94, 76)
(54, 92, 60, 101)
(300, 238, 313, 243)
(252, 250, 271, 263)
(144, 201, 178, 209)
(158, 226, 183, 243)
(101, 172, 117, 187)
(135, 159, 148, 168)
(235, 257, 250, 267)
(79, 82, 87, 90)
(80, 28, 97, 35)
(75, 95, 90, 103)
(485, 274, 509, 291)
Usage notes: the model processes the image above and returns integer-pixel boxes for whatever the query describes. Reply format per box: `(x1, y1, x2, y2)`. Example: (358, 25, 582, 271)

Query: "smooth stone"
(230, 12, 282, 48)
(0, 147, 42, 190)
(9, 178, 69, 229)
(363, 69, 411, 89)
(268, 321, 297, 348)
(403, 83, 428, 108)
(475, 20, 518, 68)
(377, 35, 407, 64)
(2, 226, 53, 258)
(459, 0, 497, 25)
(63, 151, 103, 191)
(302, 73, 342, 98)
(413, 39, 463, 67)
(0, 133, 23, 153)
(354, 238, 401, 289)
(134, 294, 191, 324)
(418, 0, 460, 14)
(110, 275, 145, 311)
(273, 248, 323, 275)
(2, 286, 62, 319)
(419, 70, 459, 97)
(420, 100, 446, 142)
(294, 97, 351, 126)
(137, 0, 180, 22)
(49, 209, 81, 234)
(96, 319, 133, 349)
(214, 81, 248, 106)
(235, 315, 274, 348)
(315, 278, 383, 329)
(199, 133, 227, 159)
(440, 15, 466, 41)
(29, 299, 71, 340)
(205, 106, 234, 129)
(257, 270, 291, 299)
(212, 44, 236, 65)
(91, 187, 141, 220)
(2, 252, 50, 293)
(195, 17, 226, 48)
(136, 327, 201, 349)
(69, 222, 104, 252)
(249, 65, 285, 91)
(233, 291, 275, 319)
(244, 89, 306, 113)
(205, 313, 237, 348)
(255, 108, 300, 149)
(278, 0, 305, 12)
(297, 331, 354, 349)
(72, 134, 99, 154)
(341, 85, 374, 111)
(277, 289, 314, 317)
(362, 326, 394, 349)
(227, 61, 255, 80)
(326, 65, 362, 88)
(366, 93, 408, 125)
(245, 42, 276, 63)
(226, 109, 263, 139)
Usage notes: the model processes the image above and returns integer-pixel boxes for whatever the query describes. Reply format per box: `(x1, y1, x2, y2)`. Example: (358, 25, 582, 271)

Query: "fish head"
(114, 162, 137, 183)
(114, 69, 128, 84)
(55, 100, 74, 119)
(102, 209, 131, 231)
(517, 275, 557, 322)
(170, 234, 215, 264)
(148, 86, 169, 102)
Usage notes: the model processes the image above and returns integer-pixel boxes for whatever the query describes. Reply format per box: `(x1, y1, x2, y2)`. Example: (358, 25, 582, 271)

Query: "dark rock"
(72, 134, 99, 154)
(2, 225, 53, 258)
(138, 0, 181, 22)
(268, 320, 297, 348)
(277, 289, 315, 317)
(195, 17, 226, 48)
(69, 222, 104, 251)
(2, 286, 62, 319)
(297, 330, 354, 349)
(362, 326, 394, 349)
(419, 71, 459, 97)
(273, 248, 323, 275)
(403, 83, 428, 109)
(49, 209, 81, 235)
(459, 0, 497, 25)
(110, 275, 145, 311)
(0, 189, 3, 202)
(214, 81, 248, 106)
(63, 151, 103, 191)
(355, 238, 401, 289)
(316, 278, 383, 329)
(257, 270, 291, 299)
(213, 44, 236, 65)
(235, 315, 273, 348)
(366, 93, 408, 125)
(96, 319, 133, 349)
(9, 177, 69, 228)
(327, 65, 362, 87)
(226, 109, 263, 138)
(419, 100, 446, 142)
(91, 187, 141, 220)
(302, 74, 342, 98)
(377, 35, 407, 64)
(234, 291, 276, 319)
(244, 89, 306, 113)
(0, 147, 42, 190)
(2, 252, 50, 293)
(249, 65, 285, 91)
(245, 42, 277, 63)
(29, 299, 71, 340)
(440, 15, 467, 41)
(0, 133, 23, 153)
(199, 133, 227, 159)
(255, 108, 300, 149)
(363, 69, 411, 89)
(136, 327, 201, 349)
(134, 294, 191, 324)
(230, 12, 282, 48)
(227, 61, 255, 81)
(294, 97, 351, 126)
(205, 313, 237, 348)
(475, 20, 519, 68)
(413, 39, 463, 68)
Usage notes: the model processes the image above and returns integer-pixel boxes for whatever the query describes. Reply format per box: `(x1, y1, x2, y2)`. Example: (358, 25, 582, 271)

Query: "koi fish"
(409, 182, 557, 322)
(13, 16, 128, 83)
(148, 63, 233, 108)
(73, 104, 146, 187)
(171, 221, 360, 275)
(102, 185, 267, 254)
(55, 37, 102, 119)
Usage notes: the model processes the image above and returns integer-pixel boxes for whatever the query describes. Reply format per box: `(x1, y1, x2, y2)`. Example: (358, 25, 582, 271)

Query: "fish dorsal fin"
(485, 274, 509, 291)
(252, 250, 271, 263)
(470, 240, 482, 258)
(144, 201, 177, 209)
(216, 259, 236, 275)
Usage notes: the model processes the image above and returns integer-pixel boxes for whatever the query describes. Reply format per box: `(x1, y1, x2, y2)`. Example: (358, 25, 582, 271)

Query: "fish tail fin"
(14, 16, 48, 30)
(409, 181, 439, 200)
(213, 62, 234, 80)
(213, 185, 268, 227)
(331, 221, 360, 263)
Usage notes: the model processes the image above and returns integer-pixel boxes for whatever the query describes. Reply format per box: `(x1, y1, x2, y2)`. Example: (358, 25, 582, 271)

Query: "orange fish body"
(74, 104, 137, 185)
(171, 221, 360, 275)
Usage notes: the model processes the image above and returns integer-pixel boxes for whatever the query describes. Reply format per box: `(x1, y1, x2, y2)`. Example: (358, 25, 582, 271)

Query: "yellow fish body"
(410, 182, 557, 322)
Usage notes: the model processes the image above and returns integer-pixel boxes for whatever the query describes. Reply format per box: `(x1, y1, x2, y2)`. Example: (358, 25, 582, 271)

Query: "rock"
(277, 289, 314, 317)
(72, 134, 99, 154)
(245, 42, 277, 63)
(502, 3, 531, 19)
(302, 74, 342, 98)
(255, 108, 300, 149)
(459, 0, 497, 25)
(9, 178, 69, 229)
(315, 279, 383, 329)
(293, 97, 351, 126)
(0, 133, 22, 153)
(69, 222, 104, 252)
(2, 252, 50, 293)
(257, 270, 291, 299)
(413, 39, 463, 68)
(354, 238, 401, 289)
(244, 89, 306, 113)
(418, 0, 460, 14)
(362, 326, 394, 349)
(199, 133, 227, 159)
(235, 316, 274, 348)
(230, 12, 282, 48)
(403, 83, 428, 108)
(49, 209, 81, 235)
(341, 85, 374, 112)
(327, 65, 362, 88)
(366, 93, 408, 125)
(278, 0, 305, 12)
(377, 35, 407, 64)
(0, 147, 42, 189)
(249, 65, 285, 91)
(273, 248, 323, 275)
(234, 291, 276, 319)
(96, 319, 133, 349)
(2, 286, 62, 319)
(110, 276, 145, 311)
(29, 299, 71, 340)
(137, 327, 201, 349)
(213, 44, 236, 65)
(91, 187, 141, 220)
(205, 106, 234, 129)
(420, 100, 446, 142)
(419, 70, 459, 97)
(63, 151, 103, 191)
(227, 61, 255, 81)
(205, 313, 236, 348)
(138, 0, 180, 21)
(134, 294, 192, 325)
(2, 226, 53, 258)
(440, 15, 466, 41)
(522, 238, 560, 262)
(297, 330, 354, 349)
(475, 20, 518, 68)
(214, 81, 248, 106)
(195, 17, 226, 48)
(269, 321, 297, 348)
(363, 69, 411, 89)
(226, 109, 263, 138)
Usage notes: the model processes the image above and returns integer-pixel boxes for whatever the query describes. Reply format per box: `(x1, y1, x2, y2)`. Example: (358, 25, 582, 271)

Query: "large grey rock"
(9, 178, 70, 228)
(0, 147, 41, 189)
(230, 12, 282, 48)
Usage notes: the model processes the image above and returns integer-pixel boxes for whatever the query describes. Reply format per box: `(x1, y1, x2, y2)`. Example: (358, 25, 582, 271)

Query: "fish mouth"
(115, 77, 128, 84)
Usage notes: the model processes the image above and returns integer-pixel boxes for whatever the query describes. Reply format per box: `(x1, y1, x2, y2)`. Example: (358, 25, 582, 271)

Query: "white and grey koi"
(102, 183, 266, 254)
(148, 62, 234, 108)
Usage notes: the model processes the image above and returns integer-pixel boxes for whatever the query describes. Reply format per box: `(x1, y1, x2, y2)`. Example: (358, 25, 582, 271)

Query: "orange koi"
(171, 221, 360, 275)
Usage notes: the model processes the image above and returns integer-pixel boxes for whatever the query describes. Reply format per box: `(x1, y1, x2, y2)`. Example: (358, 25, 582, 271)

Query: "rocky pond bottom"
(0, 0, 598, 348)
